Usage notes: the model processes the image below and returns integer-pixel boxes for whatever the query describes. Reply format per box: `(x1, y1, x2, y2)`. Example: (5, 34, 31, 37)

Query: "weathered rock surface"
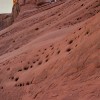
(0, 0, 53, 31)
(12, 2, 20, 20)
(0, 1, 21, 31)
(0, 0, 100, 100)
(0, 14, 13, 31)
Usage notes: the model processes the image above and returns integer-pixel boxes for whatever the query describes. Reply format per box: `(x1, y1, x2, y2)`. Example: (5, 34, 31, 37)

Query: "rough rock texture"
(0, 0, 52, 31)
(0, 14, 13, 31)
(0, 0, 100, 100)
(12, 2, 20, 20)
(0, 2, 20, 31)
(18, 0, 35, 6)
(18, 0, 54, 6)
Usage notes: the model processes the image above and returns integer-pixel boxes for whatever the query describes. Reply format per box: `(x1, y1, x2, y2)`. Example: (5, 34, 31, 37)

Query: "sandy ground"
(0, 0, 100, 100)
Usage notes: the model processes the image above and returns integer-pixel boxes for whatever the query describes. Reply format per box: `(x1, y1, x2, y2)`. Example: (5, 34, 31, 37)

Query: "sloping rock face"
(0, 0, 52, 31)
(18, 0, 53, 6)
(18, 0, 55, 13)
(19, 0, 35, 5)
(0, 14, 13, 31)
(0, 0, 100, 100)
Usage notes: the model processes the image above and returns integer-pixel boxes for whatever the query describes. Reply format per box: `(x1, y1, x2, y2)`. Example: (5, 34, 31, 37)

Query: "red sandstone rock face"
(0, 0, 100, 100)
(0, 14, 13, 31)
(0, 0, 58, 31)
(19, 0, 35, 5)
(18, 0, 55, 6)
